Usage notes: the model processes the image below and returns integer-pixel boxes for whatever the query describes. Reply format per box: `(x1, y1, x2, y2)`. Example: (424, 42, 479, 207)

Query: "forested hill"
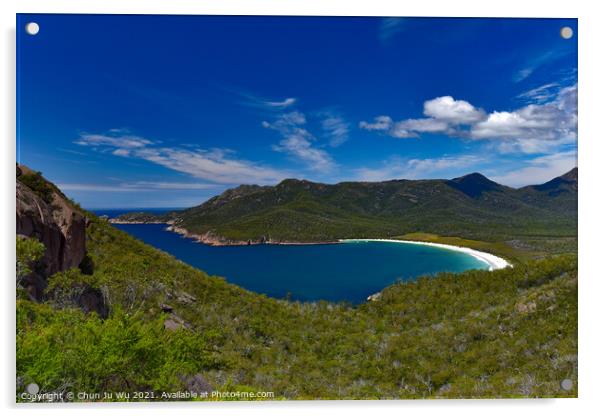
(16, 167, 578, 399)
(113, 169, 577, 244)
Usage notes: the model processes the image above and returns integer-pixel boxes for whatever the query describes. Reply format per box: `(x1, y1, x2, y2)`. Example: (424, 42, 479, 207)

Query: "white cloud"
(360, 96, 484, 139)
(394, 118, 449, 134)
(264, 97, 297, 108)
(133, 147, 290, 184)
(112, 149, 131, 157)
(471, 84, 577, 153)
(264, 111, 336, 172)
(57, 181, 218, 192)
(489, 151, 577, 187)
(513, 49, 572, 83)
(360, 84, 577, 155)
(75, 131, 291, 185)
(237, 91, 298, 110)
(359, 115, 393, 131)
(514, 67, 534, 83)
(76, 133, 152, 149)
(355, 155, 481, 182)
(423, 96, 486, 124)
(320, 113, 350, 147)
(272, 134, 335, 173)
(516, 83, 560, 103)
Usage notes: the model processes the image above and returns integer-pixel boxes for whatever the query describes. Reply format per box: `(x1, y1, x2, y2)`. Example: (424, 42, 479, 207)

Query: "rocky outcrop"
(179, 374, 213, 394)
(166, 224, 334, 247)
(77, 287, 109, 319)
(165, 225, 258, 246)
(16, 166, 87, 300)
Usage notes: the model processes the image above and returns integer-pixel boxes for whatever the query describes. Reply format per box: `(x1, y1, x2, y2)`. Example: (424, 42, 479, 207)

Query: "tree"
(16, 236, 45, 287)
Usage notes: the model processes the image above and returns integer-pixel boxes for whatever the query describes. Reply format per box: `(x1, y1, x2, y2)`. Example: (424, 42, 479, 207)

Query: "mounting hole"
(560, 378, 573, 391)
(560, 26, 573, 39)
(25, 22, 40, 36)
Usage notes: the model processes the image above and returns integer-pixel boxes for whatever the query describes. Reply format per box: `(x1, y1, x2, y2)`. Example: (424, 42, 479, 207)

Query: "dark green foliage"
(110, 212, 171, 223)
(16, 215, 577, 400)
(19, 171, 54, 204)
(16, 236, 45, 283)
(17, 302, 221, 396)
(16, 171, 578, 401)
(116, 169, 577, 246)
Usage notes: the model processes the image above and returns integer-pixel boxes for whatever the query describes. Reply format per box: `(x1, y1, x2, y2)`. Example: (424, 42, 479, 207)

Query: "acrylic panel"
(16, 14, 578, 402)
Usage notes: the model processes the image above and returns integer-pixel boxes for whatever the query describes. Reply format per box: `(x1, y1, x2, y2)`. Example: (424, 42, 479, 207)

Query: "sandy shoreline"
(339, 239, 511, 271)
(111, 220, 511, 270)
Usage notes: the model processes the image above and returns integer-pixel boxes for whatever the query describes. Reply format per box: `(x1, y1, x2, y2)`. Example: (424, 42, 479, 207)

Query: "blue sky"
(17, 15, 577, 208)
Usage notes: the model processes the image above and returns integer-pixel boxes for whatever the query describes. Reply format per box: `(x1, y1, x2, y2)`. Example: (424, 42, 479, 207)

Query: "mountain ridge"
(16, 167, 578, 399)
(112, 169, 577, 245)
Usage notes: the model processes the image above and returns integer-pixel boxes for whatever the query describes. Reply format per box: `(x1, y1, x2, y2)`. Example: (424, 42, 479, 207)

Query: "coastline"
(109, 220, 165, 224)
(110, 221, 511, 270)
(339, 238, 511, 271)
(165, 224, 339, 246)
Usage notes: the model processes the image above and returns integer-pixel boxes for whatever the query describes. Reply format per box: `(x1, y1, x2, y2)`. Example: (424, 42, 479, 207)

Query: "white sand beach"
(339, 239, 511, 271)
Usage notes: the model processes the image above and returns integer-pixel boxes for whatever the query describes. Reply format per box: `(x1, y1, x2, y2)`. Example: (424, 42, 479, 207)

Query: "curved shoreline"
(339, 238, 511, 271)
(112, 221, 511, 271)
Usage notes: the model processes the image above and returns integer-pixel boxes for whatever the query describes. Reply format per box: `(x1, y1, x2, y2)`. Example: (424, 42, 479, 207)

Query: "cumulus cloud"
(471, 84, 577, 153)
(423, 96, 486, 124)
(263, 111, 336, 172)
(360, 96, 484, 139)
(360, 84, 577, 154)
(75, 131, 291, 184)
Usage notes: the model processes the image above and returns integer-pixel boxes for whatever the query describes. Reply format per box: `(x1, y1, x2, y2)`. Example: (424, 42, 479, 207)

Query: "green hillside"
(16, 171, 578, 400)
(115, 169, 577, 252)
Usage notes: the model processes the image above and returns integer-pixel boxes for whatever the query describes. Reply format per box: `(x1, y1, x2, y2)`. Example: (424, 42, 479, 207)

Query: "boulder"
(176, 291, 197, 304)
(163, 313, 191, 331)
(77, 286, 109, 319)
(160, 303, 174, 313)
(179, 374, 213, 394)
(16, 166, 87, 300)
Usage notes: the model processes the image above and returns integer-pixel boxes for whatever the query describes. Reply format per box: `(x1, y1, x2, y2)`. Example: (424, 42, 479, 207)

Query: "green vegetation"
(17, 302, 222, 396)
(18, 171, 54, 204)
(16, 236, 45, 285)
(398, 232, 539, 263)
(109, 212, 171, 224)
(16, 169, 578, 401)
(114, 170, 577, 254)
(17, 213, 577, 400)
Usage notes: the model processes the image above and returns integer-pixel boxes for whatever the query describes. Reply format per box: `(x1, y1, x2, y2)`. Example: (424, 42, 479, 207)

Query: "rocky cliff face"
(16, 166, 87, 299)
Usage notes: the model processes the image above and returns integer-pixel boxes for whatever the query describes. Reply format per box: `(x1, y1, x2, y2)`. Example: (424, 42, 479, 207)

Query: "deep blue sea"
(94, 209, 490, 304)
(93, 208, 181, 218)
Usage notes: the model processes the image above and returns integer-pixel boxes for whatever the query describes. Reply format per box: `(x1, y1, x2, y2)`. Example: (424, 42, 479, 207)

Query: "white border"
(2, 1, 601, 417)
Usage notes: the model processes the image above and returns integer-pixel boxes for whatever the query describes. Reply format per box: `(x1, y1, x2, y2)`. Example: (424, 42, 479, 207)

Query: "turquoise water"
(112, 222, 489, 304)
